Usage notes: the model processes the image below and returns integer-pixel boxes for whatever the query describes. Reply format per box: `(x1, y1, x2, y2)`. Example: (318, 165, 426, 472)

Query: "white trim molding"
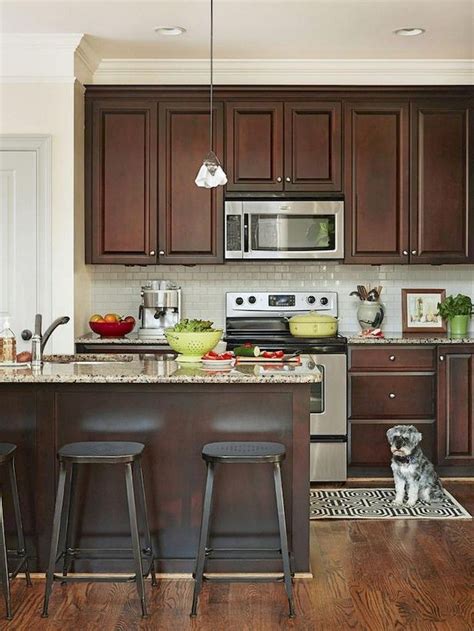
(0, 33, 99, 84)
(93, 58, 474, 85)
(0, 135, 53, 327)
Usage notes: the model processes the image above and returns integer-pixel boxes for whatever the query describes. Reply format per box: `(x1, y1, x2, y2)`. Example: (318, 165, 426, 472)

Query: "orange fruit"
(89, 314, 103, 322)
(104, 313, 119, 323)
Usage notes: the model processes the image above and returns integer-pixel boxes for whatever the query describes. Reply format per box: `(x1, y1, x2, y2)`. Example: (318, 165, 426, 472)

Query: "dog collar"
(394, 454, 413, 464)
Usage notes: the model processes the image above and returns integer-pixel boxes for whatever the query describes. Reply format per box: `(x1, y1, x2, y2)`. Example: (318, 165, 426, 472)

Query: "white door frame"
(0, 134, 52, 327)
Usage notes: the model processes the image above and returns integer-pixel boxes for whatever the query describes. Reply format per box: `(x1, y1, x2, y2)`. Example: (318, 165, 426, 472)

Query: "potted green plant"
(437, 294, 473, 337)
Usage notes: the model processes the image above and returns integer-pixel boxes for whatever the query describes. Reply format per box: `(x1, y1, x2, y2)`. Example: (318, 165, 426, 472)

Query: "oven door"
(309, 353, 347, 436)
(243, 201, 343, 259)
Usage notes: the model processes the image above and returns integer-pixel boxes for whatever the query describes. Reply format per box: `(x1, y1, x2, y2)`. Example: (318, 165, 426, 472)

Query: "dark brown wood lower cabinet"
(350, 421, 435, 467)
(0, 383, 310, 573)
(158, 102, 224, 264)
(437, 346, 474, 466)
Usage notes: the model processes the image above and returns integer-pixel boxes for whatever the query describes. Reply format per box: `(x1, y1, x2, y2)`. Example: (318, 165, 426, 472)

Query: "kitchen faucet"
(21, 314, 70, 363)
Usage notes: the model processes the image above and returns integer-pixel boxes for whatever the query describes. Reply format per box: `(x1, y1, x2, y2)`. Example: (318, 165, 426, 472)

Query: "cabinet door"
(225, 102, 283, 191)
(158, 103, 224, 264)
(437, 347, 474, 466)
(86, 99, 157, 264)
(411, 101, 473, 264)
(344, 102, 409, 264)
(284, 102, 341, 192)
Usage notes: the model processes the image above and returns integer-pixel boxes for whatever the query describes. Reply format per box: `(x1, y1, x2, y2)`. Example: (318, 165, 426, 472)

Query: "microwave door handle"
(243, 213, 249, 253)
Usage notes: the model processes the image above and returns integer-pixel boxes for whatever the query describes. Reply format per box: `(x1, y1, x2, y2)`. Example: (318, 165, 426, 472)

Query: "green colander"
(164, 330, 223, 362)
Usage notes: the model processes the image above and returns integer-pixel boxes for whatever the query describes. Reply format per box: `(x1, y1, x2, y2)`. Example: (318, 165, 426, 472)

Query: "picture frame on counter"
(401, 288, 447, 334)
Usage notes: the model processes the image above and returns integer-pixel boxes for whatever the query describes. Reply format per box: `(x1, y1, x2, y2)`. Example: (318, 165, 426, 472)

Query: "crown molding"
(93, 58, 474, 85)
(0, 33, 99, 84)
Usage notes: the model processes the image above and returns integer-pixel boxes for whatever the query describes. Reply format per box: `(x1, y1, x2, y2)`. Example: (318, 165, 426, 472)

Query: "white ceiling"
(0, 0, 472, 60)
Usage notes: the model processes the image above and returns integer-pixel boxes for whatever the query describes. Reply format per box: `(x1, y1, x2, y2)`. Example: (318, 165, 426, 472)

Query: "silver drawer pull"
(440, 355, 445, 361)
(389, 355, 396, 361)
(389, 393, 396, 399)
(276, 176, 282, 182)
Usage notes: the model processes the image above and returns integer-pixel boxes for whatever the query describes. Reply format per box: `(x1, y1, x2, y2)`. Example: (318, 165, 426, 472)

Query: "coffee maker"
(138, 281, 182, 340)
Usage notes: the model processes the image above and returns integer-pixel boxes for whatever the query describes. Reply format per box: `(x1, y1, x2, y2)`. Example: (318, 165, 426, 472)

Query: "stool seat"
(202, 441, 286, 464)
(0, 444, 16, 464)
(58, 442, 144, 464)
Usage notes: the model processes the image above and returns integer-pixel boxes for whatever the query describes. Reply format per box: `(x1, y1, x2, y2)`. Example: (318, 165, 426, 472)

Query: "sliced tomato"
(275, 350, 285, 358)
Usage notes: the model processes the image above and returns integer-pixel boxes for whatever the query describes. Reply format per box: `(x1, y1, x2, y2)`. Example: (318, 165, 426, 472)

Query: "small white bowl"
(201, 358, 235, 369)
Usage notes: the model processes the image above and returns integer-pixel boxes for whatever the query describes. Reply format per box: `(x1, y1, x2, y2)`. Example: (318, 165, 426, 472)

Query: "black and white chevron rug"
(310, 488, 471, 520)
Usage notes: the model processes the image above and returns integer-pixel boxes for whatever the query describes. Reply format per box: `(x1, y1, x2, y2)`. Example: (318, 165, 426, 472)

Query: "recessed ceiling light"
(154, 26, 186, 36)
(393, 27, 426, 37)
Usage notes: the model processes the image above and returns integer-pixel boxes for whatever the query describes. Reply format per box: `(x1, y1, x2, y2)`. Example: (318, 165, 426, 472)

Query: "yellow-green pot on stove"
(287, 312, 338, 337)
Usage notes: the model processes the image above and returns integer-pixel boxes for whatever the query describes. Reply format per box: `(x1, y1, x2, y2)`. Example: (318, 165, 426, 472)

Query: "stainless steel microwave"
(225, 200, 344, 260)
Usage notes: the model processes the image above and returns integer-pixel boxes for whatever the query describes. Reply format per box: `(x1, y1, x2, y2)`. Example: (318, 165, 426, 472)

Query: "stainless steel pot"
(287, 312, 338, 337)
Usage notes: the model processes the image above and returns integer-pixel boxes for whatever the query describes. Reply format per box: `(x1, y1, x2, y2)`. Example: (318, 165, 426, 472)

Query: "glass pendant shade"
(195, 0, 227, 189)
(195, 151, 227, 188)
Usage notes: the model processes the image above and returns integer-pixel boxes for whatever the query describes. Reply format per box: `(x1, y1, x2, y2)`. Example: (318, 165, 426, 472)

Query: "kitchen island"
(0, 356, 318, 575)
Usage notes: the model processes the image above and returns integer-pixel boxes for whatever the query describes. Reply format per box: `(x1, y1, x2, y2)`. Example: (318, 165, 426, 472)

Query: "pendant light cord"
(209, 0, 214, 154)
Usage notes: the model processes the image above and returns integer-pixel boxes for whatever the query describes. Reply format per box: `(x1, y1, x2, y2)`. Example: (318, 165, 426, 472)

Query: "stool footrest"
(207, 547, 282, 553)
(52, 573, 141, 584)
(61, 547, 153, 560)
(203, 575, 285, 584)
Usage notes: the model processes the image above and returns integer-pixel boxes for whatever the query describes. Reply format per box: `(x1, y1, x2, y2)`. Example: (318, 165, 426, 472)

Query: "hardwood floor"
(2, 481, 473, 630)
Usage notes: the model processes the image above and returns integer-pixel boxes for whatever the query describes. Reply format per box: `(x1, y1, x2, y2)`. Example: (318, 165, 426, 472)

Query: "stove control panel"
(226, 291, 338, 317)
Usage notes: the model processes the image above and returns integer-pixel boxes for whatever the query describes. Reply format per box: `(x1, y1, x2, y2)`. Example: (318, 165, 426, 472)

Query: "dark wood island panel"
(0, 383, 310, 574)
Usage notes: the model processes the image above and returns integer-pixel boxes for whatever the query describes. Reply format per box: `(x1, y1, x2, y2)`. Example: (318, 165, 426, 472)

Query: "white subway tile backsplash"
(86, 263, 474, 334)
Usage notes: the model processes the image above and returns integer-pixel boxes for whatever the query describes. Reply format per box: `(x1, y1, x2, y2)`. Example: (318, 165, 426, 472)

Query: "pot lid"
(288, 311, 338, 324)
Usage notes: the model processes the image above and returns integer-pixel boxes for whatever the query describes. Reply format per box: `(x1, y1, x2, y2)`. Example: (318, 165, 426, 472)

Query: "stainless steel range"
(225, 291, 347, 482)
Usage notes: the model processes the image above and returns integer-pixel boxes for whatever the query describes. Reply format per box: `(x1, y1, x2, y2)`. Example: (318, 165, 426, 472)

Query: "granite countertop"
(345, 331, 474, 345)
(75, 333, 170, 345)
(0, 355, 322, 385)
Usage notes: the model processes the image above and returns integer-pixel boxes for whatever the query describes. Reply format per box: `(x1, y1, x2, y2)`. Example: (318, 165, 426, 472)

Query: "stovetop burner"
(225, 332, 347, 353)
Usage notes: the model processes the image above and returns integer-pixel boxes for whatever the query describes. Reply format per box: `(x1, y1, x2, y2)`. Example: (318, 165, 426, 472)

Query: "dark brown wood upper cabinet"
(225, 102, 284, 191)
(437, 346, 474, 466)
(86, 99, 158, 264)
(410, 100, 474, 264)
(284, 102, 341, 191)
(344, 102, 409, 264)
(158, 102, 224, 264)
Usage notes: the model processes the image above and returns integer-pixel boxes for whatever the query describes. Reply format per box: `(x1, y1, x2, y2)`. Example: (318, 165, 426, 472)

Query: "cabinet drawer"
(350, 421, 435, 466)
(350, 375, 435, 419)
(350, 346, 435, 372)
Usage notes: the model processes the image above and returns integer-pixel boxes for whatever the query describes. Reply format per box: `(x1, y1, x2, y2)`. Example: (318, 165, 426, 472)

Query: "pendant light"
(195, 0, 227, 188)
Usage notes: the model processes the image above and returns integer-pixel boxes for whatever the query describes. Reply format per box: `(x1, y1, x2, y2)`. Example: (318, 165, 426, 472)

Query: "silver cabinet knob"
(411, 250, 417, 255)
(389, 355, 396, 361)
(159, 250, 165, 256)
(403, 250, 408, 256)
(285, 176, 291, 182)
(149, 250, 155, 256)
(276, 176, 282, 182)
(440, 355, 445, 361)
(389, 393, 396, 399)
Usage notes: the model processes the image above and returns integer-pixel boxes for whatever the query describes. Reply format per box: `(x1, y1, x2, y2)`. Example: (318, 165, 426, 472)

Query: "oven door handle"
(243, 213, 249, 253)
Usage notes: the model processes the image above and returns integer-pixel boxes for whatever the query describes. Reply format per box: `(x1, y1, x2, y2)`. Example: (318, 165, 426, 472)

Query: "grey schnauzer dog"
(387, 425, 444, 507)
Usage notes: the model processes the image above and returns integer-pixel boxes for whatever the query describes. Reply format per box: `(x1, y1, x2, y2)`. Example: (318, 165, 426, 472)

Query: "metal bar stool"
(42, 441, 157, 618)
(191, 441, 295, 618)
(0, 443, 32, 620)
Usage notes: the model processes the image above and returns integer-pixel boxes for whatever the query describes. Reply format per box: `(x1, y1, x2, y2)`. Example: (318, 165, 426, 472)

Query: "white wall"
(88, 262, 474, 335)
(0, 82, 76, 352)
